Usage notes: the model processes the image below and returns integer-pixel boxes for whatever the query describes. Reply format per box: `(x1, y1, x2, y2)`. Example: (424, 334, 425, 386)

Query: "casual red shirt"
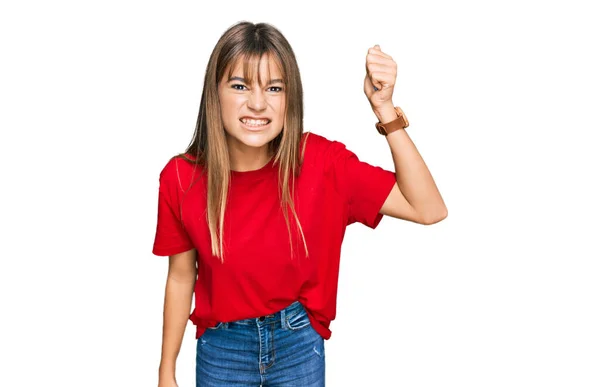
(152, 132, 396, 340)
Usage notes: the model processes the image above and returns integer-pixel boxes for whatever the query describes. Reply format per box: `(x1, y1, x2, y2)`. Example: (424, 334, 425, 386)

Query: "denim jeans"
(196, 301, 326, 386)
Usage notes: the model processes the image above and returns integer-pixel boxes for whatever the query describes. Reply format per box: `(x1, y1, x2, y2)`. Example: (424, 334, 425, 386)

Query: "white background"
(1, 0, 599, 386)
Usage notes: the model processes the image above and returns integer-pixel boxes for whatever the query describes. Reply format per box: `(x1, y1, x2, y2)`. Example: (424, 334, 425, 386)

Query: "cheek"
(269, 97, 286, 120)
(221, 95, 243, 116)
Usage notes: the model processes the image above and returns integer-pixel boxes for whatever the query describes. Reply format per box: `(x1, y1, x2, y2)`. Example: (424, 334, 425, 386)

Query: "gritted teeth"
(240, 118, 271, 125)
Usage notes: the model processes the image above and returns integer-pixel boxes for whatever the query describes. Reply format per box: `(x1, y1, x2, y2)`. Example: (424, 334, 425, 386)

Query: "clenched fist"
(364, 45, 397, 111)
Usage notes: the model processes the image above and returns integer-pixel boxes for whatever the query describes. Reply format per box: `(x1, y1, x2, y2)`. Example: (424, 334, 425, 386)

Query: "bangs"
(226, 51, 286, 87)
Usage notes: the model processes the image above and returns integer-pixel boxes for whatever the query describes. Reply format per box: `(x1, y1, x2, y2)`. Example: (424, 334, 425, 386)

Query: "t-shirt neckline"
(230, 156, 277, 183)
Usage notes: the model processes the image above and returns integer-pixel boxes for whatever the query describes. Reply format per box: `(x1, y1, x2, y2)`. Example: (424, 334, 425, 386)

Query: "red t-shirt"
(152, 132, 396, 340)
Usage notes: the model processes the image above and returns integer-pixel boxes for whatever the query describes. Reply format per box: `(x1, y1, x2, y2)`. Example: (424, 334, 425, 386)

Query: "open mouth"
(240, 118, 271, 128)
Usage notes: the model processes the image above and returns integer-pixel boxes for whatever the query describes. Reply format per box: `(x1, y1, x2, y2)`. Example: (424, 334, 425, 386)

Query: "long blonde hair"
(181, 21, 309, 262)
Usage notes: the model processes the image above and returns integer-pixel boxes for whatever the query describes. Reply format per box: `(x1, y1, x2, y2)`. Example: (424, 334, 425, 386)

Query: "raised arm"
(364, 45, 447, 225)
(158, 248, 197, 387)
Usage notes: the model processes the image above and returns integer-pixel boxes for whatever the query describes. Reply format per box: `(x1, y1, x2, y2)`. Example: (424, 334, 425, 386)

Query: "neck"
(227, 141, 272, 172)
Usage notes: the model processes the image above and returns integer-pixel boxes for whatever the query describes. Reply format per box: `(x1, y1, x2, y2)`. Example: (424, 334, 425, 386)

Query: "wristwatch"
(375, 106, 409, 136)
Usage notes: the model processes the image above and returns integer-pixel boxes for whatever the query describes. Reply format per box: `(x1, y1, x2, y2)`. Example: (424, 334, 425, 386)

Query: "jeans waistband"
(226, 300, 304, 327)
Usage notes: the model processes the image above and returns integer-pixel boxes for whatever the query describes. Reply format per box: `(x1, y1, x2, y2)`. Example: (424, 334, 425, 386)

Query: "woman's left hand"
(363, 45, 397, 111)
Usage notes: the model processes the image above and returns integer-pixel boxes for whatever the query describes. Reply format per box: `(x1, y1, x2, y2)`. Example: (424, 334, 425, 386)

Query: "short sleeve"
(327, 140, 397, 229)
(152, 158, 195, 256)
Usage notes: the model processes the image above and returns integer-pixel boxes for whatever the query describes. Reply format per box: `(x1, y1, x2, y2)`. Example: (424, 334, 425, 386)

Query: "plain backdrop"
(1, 0, 599, 386)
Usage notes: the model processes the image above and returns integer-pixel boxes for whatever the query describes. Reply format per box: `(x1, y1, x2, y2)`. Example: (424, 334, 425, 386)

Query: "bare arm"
(158, 248, 197, 384)
(377, 117, 447, 225)
(364, 45, 447, 225)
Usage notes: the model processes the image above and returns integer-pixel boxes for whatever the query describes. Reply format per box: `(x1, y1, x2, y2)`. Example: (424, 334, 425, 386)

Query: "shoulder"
(158, 153, 205, 193)
(302, 131, 336, 150)
(302, 131, 355, 165)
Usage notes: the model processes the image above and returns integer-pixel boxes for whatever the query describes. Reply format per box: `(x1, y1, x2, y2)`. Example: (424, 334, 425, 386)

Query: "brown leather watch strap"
(375, 106, 409, 136)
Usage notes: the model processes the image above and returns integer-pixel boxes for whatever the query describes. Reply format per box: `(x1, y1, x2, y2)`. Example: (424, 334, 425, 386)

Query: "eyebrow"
(227, 76, 284, 85)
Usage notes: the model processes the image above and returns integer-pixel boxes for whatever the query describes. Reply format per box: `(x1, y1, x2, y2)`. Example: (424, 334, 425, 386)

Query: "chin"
(228, 130, 280, 149)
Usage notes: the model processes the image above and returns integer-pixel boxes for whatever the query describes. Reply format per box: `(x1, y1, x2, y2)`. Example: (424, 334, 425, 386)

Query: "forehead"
(226, 53, 283, 84)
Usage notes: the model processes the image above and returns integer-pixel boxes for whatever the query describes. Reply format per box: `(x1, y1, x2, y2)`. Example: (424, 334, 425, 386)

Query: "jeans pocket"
(285, 310, 311, 330)
(313, 335, 325, 359)
(206, 321, 224, 330)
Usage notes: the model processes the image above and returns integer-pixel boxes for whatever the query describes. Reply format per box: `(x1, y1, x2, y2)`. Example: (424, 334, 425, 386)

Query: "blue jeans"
(196, 301, 326, 386)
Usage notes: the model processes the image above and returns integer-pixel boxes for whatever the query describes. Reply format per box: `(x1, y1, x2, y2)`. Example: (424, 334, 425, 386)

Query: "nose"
(247, 88, 267, 112)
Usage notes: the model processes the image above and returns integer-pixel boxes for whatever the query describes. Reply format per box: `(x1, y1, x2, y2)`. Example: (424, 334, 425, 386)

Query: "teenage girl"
(153, 21, 447, 387)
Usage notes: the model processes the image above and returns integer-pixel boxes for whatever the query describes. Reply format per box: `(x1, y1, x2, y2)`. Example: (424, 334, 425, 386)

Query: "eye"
(268, 86, 283, 92)
(231, 84, 247, 91)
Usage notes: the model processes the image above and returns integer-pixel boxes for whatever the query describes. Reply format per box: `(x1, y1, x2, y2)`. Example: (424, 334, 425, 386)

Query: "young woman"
(152, 21, 447, 387)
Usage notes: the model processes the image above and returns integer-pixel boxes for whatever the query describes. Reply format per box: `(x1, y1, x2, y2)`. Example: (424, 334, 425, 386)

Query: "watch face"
(400, 115, 409, 128)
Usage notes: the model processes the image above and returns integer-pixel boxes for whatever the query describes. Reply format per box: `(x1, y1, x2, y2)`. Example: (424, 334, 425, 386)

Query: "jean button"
(259, 316, 265, 321)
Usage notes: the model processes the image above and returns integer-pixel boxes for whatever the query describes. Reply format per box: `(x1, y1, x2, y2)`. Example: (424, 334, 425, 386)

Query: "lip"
(240, 116, 271, 121)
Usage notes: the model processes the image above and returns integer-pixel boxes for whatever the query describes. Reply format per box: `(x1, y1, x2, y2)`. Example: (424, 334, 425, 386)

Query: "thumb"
(374, 44, 381, 51)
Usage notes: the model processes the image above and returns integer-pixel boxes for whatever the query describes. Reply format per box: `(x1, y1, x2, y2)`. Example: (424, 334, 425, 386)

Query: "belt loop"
(280, 305, 287, 329)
